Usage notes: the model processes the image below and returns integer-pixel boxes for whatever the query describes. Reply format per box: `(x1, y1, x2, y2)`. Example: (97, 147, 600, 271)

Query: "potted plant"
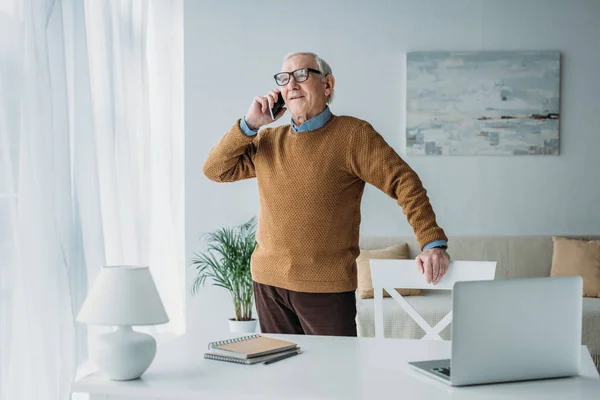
(190, 217, 258, 333)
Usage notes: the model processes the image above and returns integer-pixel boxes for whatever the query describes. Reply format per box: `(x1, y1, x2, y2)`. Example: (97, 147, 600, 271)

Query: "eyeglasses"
(273, 68, 323, 86)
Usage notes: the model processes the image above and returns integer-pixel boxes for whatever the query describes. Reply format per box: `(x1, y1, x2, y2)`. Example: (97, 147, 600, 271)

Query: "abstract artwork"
(406, 51, 560, 155)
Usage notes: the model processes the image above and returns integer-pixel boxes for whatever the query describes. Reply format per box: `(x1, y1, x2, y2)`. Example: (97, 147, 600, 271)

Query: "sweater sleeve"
(203, 119, 259, 182)
(347, 122, 448, 250)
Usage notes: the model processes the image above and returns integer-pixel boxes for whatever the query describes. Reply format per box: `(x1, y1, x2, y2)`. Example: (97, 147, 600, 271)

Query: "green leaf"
(189, 217, 257, 320)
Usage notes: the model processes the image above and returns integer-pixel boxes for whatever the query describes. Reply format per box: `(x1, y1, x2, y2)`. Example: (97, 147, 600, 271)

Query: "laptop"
(409, 276, 583, 386)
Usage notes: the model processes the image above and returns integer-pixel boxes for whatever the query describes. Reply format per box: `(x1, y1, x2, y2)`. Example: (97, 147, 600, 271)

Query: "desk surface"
(73, 333, 600, 400)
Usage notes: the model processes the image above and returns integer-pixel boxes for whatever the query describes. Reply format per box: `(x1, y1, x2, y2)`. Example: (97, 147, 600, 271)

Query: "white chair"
(370, 260, 496, 340)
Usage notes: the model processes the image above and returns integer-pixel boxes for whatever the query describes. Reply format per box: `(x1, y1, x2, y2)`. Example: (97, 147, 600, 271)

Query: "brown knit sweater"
(203, 115, 447, 293)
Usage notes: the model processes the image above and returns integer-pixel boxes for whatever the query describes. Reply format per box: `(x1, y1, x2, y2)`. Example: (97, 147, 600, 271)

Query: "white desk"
(72, 333, 600, 400)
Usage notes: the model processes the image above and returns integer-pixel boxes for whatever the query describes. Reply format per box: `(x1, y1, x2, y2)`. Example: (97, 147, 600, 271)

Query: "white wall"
(185, 0, 600, 334)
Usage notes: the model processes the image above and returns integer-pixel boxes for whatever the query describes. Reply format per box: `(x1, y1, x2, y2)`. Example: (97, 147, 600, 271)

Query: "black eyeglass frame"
(273, 68, 323, 86)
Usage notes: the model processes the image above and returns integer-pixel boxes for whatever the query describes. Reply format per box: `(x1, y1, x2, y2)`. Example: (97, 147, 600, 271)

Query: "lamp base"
(92, 326, 156, 380)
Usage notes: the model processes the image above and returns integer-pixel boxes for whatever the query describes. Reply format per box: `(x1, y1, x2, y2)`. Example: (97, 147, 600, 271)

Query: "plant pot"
(228, 318, 258, 333)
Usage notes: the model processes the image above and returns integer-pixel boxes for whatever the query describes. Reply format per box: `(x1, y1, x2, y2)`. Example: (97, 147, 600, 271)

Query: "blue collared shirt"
(240, 106, 332, 135)
(290, 106, 332, 132)
(238, 107, 447, 251)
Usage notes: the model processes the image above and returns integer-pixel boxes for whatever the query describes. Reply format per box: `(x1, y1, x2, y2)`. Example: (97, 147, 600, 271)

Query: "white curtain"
(77, 0, 184, 337)
(0, 0, 184, 399)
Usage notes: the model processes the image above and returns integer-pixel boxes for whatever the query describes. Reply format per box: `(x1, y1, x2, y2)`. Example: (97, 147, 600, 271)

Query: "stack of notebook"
(204, 334, 300, 365)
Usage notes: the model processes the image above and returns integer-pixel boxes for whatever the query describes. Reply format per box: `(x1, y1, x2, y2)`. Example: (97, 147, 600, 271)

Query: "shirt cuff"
(240, 118, 258, 136)
(423, 240, 448, 251)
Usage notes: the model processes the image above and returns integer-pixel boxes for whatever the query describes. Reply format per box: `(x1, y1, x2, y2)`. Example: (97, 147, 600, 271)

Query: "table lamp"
(77, 265, 169, 380)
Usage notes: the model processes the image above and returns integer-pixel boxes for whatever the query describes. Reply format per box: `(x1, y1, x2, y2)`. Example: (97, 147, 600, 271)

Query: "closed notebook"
(204, 348, 301, 365)
(206, 334, 297, 359)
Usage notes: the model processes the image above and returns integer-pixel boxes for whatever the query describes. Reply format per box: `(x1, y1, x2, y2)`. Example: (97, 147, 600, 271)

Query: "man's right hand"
(244, 89, 286, 130)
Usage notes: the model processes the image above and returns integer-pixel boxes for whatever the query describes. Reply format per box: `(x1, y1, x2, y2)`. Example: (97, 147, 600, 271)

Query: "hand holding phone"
(245, 90, 286, 130)
(269, 94, 286, 120)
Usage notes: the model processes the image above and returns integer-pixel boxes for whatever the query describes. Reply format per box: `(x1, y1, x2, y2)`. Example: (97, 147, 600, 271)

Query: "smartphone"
(269, 95, 286, 120)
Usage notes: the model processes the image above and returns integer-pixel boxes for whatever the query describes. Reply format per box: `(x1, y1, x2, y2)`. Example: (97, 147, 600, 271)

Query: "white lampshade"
(77, 265, 169, 326)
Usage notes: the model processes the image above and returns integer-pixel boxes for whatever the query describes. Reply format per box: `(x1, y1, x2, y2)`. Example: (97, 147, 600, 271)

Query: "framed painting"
(406, 51, 560, 155)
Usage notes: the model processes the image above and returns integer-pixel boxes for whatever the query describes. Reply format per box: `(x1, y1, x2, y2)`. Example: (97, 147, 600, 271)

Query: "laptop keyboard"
(432, 367, 451, 377)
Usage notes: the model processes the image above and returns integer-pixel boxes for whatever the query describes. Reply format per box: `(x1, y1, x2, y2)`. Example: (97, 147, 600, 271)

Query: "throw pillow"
(356, 243, 422, 299)
(551, 236, 600, 298)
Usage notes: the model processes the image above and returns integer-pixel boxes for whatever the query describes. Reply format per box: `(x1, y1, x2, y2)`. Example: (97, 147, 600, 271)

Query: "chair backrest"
(370, 260, 496, 340)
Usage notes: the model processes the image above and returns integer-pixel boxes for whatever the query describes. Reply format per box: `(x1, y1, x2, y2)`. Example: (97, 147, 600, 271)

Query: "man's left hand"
(415, 248, 450, 285)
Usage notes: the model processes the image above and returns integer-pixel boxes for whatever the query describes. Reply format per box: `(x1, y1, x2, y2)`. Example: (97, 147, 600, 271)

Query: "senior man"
(204, 52, 450, 336)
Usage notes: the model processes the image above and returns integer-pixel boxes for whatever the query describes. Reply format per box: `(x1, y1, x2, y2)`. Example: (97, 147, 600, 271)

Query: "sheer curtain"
(0, 1, 183, 399)
(77, 0, 184, 337)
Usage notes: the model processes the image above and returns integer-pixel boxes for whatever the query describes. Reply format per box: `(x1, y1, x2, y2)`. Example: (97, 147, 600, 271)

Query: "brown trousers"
(253, 281, 357, 336)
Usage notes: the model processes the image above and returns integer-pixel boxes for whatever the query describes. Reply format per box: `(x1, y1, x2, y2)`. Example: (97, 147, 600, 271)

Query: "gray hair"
(283, 52, 334, 104)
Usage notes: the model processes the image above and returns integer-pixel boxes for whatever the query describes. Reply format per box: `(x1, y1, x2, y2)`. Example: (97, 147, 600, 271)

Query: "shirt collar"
(291, 106, 332, 132)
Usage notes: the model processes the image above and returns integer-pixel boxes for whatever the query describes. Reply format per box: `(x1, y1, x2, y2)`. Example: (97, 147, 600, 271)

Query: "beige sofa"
(356, 235, 600, 368)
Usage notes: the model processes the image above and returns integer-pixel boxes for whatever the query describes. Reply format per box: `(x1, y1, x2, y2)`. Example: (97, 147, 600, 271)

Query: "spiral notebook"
(205, 334, 298, 359)
(204, 348, 301, 365)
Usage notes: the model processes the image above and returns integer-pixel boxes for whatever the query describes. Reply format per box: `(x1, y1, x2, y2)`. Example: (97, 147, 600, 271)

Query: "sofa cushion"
(551, 237, 600, 298)
(356, 243, 421, 299)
